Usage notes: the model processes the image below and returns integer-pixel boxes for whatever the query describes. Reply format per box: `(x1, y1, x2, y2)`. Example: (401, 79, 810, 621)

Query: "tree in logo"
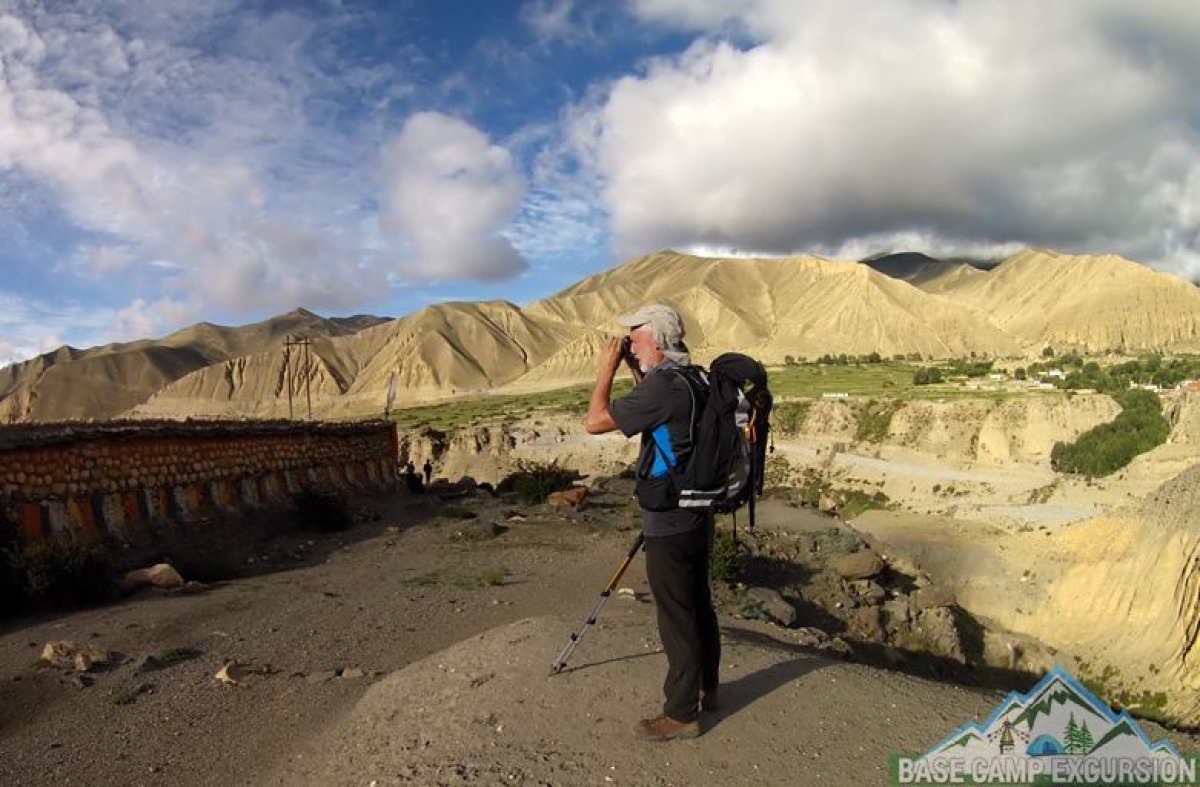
(1064, 713, 1095, 755)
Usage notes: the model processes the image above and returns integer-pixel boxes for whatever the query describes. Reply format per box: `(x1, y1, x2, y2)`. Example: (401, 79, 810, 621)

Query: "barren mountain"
(6, 247, 1200, 422)
(861, 251, 988, 287)
(922, 248, 1200, 351)
(131, 301, 580, 419)
(522, 250, 1024, 365)
(0, 309, 387, 422)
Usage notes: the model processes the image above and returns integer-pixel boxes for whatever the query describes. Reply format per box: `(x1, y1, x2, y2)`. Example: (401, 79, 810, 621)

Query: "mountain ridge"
(5, 247, 1200, 422)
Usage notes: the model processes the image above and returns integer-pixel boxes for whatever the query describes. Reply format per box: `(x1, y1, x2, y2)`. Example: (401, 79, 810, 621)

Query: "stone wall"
(0, 420, 399, 546)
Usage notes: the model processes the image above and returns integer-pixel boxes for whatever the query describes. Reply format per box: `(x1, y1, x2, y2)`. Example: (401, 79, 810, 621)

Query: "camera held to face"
(620, 335, 634, 362)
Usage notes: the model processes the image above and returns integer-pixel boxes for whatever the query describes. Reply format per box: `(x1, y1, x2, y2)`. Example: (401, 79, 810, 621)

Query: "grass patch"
(157, 647, 203, 665)
(400, 571, 442, 587)
(109, 691, 138, 706)
(454, 567, 509, 589)
(838, 489, 891, 519)
(1078, 660, 1172, 724)
(769, 362, 918, 398)
(393, 380, 634, 431)
(771, 400, 812, 435)
(854, 399, 902, 442)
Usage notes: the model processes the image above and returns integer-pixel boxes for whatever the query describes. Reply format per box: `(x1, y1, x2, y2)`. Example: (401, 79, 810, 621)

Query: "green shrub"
(839, 489, 891, 519)
(709, 528, 743, 583)
(0, 513, 24, 617)
(292, 489, 352, 532)
(913, 367, 944, 385)
(19, 538, 114, 609)
(771, 400, 812, 435)
(1051, 389, 1169, 476)
(762, 454, 795, 488)
(854, 399, 901, 442)
(497, 459, 582, 504)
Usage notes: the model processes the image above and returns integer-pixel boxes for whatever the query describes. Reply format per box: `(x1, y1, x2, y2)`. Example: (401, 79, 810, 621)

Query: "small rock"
(832, 550, 885, 580)
(215, 661, 251, 686)
(306, 670, 339, 684)
(340, 668, 365, 680)
(41, 641, 112, 672)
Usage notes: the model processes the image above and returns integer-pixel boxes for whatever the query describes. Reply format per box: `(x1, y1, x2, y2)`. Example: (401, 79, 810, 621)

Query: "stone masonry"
(0, 420, 399, 546)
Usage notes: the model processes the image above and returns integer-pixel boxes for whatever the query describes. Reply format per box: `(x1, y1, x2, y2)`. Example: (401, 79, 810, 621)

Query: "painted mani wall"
(0, 420, 399, 546)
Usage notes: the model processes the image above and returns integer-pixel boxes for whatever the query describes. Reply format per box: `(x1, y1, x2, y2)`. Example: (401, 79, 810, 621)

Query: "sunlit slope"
(1, 309, 385, 421)
(523, 250, 1024, 365)
(928, 249, 1200, 351)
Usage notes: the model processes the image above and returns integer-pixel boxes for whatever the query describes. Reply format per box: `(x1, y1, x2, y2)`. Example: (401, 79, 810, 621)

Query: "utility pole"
(302, 336, 313, 420)
(385, 372, 398, 419)
(283, 336, 295, 419)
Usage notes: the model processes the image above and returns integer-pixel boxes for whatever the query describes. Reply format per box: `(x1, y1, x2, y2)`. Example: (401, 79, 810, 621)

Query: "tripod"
(550, 533, 644, 674)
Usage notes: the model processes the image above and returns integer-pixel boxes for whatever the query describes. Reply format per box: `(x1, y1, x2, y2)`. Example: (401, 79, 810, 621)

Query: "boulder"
(122, 563, 184, 591)
(832, 550, 886, 580)
(745, 586, 797, 627)
(547, 486, 589, 509)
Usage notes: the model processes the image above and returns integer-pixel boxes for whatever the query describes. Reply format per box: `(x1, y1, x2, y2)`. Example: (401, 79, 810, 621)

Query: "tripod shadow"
(705, 624, 831, 729)
(554, 648, 662, 676)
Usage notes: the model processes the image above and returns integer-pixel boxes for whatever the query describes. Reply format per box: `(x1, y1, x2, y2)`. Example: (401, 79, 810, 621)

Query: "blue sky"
(1, 0, 1199, 364)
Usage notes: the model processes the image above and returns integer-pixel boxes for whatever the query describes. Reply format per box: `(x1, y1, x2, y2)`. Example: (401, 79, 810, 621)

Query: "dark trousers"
(644, 524, 721, 722)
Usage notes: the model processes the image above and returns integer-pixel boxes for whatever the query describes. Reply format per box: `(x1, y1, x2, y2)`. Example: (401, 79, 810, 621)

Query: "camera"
(620, 335, 634, 361)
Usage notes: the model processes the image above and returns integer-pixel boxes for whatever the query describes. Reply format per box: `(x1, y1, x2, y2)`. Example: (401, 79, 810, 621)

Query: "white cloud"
(521, 0, 577, 40)
(113, 296, 196, 343)
(0, 4, 399, 342)
(0, 292, 107, 365)
(379, 112, 529, 282)
(570, 0, 1200, 274)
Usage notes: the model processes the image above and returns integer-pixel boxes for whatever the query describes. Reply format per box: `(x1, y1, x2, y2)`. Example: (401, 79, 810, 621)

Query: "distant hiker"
(584, 303, 719, 742)
(403, 462, 422, 494)
(423, 459, 433, 486)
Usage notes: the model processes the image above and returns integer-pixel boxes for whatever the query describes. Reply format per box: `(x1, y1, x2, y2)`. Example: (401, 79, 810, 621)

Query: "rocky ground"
(2, 479, 1198, 787)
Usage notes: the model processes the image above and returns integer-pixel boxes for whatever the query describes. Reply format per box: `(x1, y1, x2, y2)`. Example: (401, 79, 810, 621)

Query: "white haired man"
(585, 303, 720, 741)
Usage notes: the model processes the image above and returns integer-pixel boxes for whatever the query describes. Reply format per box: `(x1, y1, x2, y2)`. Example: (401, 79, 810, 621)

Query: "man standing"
(422, 459, 433, 486)
(585, 303, 720, 741)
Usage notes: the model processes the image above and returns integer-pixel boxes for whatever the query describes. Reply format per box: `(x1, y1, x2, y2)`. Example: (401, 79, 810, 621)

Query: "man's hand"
(601, 336, 625, 376)
(586, 336, 627, 434)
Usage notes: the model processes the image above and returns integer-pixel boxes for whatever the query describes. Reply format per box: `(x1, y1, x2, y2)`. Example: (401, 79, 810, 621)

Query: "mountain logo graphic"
(891, 665, 1198, 784)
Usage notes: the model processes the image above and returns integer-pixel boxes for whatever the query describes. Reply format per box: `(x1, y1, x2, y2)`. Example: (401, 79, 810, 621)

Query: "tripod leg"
(551, 534, 644, 674)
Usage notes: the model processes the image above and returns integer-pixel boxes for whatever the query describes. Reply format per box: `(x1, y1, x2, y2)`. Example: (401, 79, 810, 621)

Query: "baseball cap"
(615, 303, 685, 347)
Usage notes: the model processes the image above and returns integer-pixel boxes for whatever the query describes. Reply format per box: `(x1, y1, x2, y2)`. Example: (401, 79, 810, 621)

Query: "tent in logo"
(1027, 734, 1065, 756)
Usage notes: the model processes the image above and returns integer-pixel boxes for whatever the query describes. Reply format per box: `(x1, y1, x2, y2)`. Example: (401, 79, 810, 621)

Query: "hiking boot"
(700, 688, 719, 713)
(635, 715, 701, 741)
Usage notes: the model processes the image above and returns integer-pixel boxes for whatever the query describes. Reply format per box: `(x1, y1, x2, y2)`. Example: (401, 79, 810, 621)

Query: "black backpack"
(644, 353, 772, 526)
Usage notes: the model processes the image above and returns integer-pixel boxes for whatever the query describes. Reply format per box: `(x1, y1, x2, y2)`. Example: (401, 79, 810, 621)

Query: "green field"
(389, 362, 1038, 432)
(767, 362, 1024, 402)
(391, 379, 634, 432)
